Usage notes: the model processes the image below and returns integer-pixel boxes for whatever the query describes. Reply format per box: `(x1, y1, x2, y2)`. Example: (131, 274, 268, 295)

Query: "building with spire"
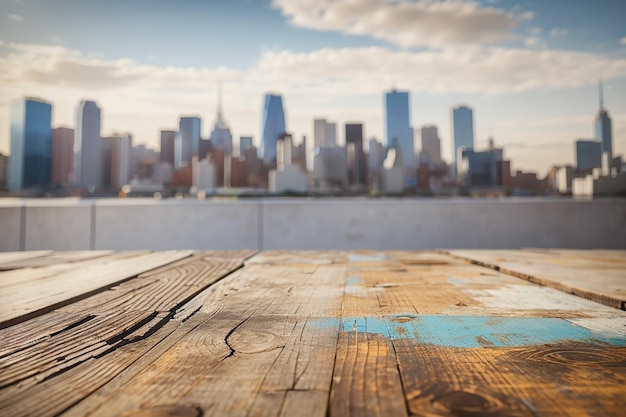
(209, 81, 233, 155)
(594, 81, 613, 160)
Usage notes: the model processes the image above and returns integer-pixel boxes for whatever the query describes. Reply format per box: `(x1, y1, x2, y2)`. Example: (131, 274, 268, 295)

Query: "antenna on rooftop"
(599, 80, 604, 110)
(217, 78, 223, 120)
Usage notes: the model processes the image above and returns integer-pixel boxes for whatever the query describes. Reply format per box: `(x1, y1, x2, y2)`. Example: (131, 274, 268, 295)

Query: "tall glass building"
(260, 94, 286, 165)
(452, 105, 475, 172)
(575, 139, 602, 171)
(8, 98, 52, 191)
(385, 90, 414, 170)
(594, 82, 612, 160)
(175, 116, 201, 168)
(74, 100, 102, 188)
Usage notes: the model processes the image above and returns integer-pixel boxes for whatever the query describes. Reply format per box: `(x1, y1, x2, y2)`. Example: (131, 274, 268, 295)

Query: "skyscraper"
(74, 100, 102, 188)
(420, 125, 441, 165)
(111, 134, 133, 188)
(51, 127, 74, 185)
(261, 94, 286, 165)
(8, 98, 52, 191)
(575, 139, 602, 171)
(160, 130, 176, 166)
(209, 85, 233, 155)
(452, 105, 474, 173)
(175, 116, 201, 168)
(385, 90, 414, 171)
(239, 136, 254, 155)
(313, 119, 337, 147)
(345, 123, 365, 186)
(594, 81, 612, 160)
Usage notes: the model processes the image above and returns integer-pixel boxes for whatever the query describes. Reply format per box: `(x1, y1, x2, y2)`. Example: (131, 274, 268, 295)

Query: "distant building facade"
(385, 90, 414, 173)
(345, 123, 365, 187)
(51, 127, 74, 185)
(160, 130, 176, 166)
(452, 105, 474, 174)
(0, 153, 8, 189)
(313, 119, 337, 147)
(576, 139, 602, 172)
(175, 116, 201, 168)
(313, 145, 348, 191)
(459, 146, 504, 187)
(368, 138, 384, 189)
(239, 136, 254, 155)
(74, 100, 102, 189)
(8, 98, 52, 191)
(420, 125, 442, 165)
(381, 147, 404, 194)
(261, 94, 286, 165)
(111, 134, 133, 188)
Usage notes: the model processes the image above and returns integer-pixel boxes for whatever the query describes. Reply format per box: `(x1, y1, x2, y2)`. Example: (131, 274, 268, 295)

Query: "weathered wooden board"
(0, 252, 250, 417)
(446, 249, 626, 311)
(0, 251, 195, 328)
(341, 252, 626, 416)
(0, 250, 113, 270)
(70, 262, 347, 417)
(0, 250, 624, 417)
(0, 250, 53, 268)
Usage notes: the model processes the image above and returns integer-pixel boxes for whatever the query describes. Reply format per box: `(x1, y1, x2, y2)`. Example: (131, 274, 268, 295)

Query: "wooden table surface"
(0, 250, 625, 417)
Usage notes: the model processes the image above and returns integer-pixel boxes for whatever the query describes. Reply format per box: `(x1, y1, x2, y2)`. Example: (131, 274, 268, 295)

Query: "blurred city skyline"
(1, 0, 625, 174)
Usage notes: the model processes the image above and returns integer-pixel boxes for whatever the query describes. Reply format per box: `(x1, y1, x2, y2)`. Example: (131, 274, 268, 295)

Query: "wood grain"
(446, 249, 626, 310)
(1, 250, 625, 417)
(0, 251, 194, 327)
(0, 252, 247, 417)
(0, 250, 53, 268)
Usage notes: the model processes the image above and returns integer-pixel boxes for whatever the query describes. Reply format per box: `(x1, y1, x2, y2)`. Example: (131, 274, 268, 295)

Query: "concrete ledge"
(25, 205, 92, 250)
(1, 198, 624, 251)
(94, 200, 260, 250)
(260, 199, 626, 250)
(0, 206, 22, 251)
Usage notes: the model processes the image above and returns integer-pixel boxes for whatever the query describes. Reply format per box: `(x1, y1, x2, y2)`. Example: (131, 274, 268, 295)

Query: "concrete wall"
(1, 198, 625, 251)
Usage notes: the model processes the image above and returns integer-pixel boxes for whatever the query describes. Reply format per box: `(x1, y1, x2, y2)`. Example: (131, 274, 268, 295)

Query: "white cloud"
(255, 46, 626, 95)
(0, 41, 241, 90)
(8, 13, 23, 22)
(523, 37, 544, 48)
(272, 0, 530, 49)
(549, 27, 569, 37)
(621, 37, 626, 45)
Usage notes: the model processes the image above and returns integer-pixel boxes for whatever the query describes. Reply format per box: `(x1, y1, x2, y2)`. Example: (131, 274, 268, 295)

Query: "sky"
(1, 0, 625, 174)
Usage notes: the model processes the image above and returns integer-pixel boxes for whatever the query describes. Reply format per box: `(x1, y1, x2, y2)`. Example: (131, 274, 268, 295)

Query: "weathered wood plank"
(0, 251, 194, 327)
(0, 251, 148, 290)
(446, 249, 626, 310)
(0, 253, 247, 417)
(0, 251, 113, 270)
(65, 262, 346, 417)
(344, 251, 626, 417)
(0, 250, 53, 267)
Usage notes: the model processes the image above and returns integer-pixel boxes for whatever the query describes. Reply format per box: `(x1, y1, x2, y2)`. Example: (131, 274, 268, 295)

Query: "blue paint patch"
(346, 276, 363, 286)
(309, 315, 626, 348)
(447, 277, 465, 286)
(348, 254, 390, 263)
